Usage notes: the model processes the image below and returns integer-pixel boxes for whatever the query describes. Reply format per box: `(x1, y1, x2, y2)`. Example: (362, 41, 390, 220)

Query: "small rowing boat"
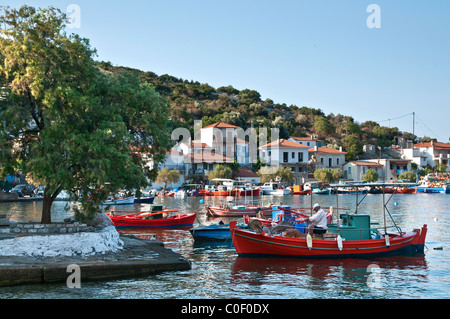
(206, 204, 273, 217)
(108, 211, 196, 229)
(103, 196, 135, 205)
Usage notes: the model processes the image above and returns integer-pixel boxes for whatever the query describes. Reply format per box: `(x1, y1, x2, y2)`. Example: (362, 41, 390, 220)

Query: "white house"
(343, 161, 384, 181)
(289, 136, 324, 148)
(258, 139, 310, 167)
(309, 146, 346, 170)
(343, 159, 412, 181)
(402, 141, 450, 171)
(200, 122, 249, 164)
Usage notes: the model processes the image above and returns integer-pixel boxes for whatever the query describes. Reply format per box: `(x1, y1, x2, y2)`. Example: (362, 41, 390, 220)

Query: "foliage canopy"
(0, 6, 171, 223)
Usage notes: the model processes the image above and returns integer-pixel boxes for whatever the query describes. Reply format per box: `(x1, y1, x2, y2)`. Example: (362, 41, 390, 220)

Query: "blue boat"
(312, 188, 331, 195)
(134, 196, 155, 204)
(189, 223, 248, 241)
(416, 180, 450, 194)
(416, 186, 450, 194)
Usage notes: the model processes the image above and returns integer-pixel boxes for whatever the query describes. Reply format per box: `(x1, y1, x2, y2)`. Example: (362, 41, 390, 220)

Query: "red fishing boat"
(108, 206, 196, 229)
(230, 182, 428, 258)
(206, 204, 273, 217)
(109, 212, 196, 229)
(230, 222, 427, 258)
(292, 184, 311, 195)
(396, 187, 416, 194)
(236, 187, 261, 197)
(206, 179, 260, 197)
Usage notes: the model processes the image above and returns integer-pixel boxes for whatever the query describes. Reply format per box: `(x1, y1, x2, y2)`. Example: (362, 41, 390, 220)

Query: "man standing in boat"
(307, 203, 328, 237)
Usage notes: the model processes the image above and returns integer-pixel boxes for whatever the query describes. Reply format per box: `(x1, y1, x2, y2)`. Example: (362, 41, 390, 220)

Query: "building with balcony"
(402, 141, 450, 171)
(343, 159, 412, 181)
(200, 122, 249, 165)
(288, 136, 323, 148)
(308, 146, 346, 170)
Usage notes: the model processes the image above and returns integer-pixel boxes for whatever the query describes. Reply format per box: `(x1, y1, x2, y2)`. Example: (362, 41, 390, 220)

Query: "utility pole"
(413, 112, 415, 141)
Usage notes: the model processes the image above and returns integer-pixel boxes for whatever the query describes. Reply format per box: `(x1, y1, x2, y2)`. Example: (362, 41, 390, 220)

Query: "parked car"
(10, 184, 35, 197)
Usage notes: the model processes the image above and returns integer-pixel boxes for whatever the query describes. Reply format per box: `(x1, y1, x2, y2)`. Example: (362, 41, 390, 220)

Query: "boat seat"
(323, 233, 338, 240)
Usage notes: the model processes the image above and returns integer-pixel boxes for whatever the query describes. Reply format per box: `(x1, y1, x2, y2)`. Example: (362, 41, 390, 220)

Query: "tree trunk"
(40, 185, 62, 224)
(41, 194, 53, 224)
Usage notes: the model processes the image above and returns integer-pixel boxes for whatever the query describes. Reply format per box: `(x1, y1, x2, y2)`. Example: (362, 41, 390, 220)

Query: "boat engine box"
(328, 214, 371, 240)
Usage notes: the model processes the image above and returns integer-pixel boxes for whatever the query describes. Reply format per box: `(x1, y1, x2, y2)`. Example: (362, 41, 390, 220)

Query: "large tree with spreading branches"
(0, 6, 172, 223)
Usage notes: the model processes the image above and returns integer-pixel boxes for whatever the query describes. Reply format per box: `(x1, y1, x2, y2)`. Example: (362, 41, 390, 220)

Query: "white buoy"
(337, 234, 343, 251)
(385, 234, 390, 247)
(306, 233, 313, 250)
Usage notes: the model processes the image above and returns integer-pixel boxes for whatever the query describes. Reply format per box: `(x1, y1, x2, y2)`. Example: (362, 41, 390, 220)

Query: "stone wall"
(0, 222, 94, 235)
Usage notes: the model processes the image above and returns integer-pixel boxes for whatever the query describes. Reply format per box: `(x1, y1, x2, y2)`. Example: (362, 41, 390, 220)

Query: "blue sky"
(4, 0, 450, 141)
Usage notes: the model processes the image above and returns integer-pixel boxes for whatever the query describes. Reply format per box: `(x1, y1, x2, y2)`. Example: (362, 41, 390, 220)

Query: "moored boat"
(396, 187, 416, 194)
(103, 196, 135, 205)
(206, 204, 273, 217)
(416, 181, 450, 194)
(312, 188, 331, 195)
(133, 196, 155, 204)
(108, 210, 196, 229)
(292, 184, 311, 195)
(230, 222, 427, 258)
(230, 182, 427, 258)
(260, 182, 290, 196)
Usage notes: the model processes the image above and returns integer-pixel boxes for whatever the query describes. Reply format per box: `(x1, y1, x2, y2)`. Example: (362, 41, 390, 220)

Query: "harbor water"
(0, 193, 449, 299)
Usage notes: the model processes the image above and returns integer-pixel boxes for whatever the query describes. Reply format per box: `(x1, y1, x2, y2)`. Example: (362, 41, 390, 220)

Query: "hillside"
(97, 61, 418, 161)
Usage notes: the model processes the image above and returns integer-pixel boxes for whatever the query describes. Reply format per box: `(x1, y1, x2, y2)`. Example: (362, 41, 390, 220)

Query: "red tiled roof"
(349, 161, 383, 168)
(414, 141, 450, 150)
(202, 122, 240, 129)
(290, 136, 317, 141)
(234, 167, 259, 178)
(185, 152, 234, 163)
(259, 139, 310, 149)
(309, 146, 346, 154)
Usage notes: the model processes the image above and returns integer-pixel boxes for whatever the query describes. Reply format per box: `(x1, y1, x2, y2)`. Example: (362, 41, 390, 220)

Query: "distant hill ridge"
(97, 61, 437, 161)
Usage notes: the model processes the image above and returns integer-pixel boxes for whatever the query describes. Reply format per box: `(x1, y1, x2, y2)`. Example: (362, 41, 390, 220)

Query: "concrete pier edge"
(0, 234, 192, 287)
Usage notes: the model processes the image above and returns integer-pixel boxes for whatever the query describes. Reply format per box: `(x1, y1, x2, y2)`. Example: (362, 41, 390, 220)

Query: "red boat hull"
(237, 189, 261, 196)
(206, 189, 260, 197)
(110, 213, 197, 229)
(396, 188, 416, 194)
(230, 221, 427, 258)
(206, 205, 273, 217)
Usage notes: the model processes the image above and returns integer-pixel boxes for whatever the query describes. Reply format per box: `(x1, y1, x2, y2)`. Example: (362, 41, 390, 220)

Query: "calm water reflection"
(0, 193, 449, 299)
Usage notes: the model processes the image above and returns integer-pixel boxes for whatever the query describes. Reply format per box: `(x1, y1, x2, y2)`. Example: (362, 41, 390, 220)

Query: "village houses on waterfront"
(143, 122, 450, 190)
(3, 121, 450, 192)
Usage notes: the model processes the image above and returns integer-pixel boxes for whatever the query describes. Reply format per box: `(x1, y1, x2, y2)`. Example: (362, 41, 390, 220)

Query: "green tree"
(363, 169, 379, 182)
(207, 165, 233, 180)
(238, 89, 261, 105)
(314, 115, 335, 138)
(0, 6, 171, 223)
(156, 168, 180, 192)
(314, 168, 342, 183)
(257, 166, 276, 184)
(343, 135, 363, 161)
(276, 167, 295, 184)
(257, 166, 294, 184)
(398, 171, 417, 182)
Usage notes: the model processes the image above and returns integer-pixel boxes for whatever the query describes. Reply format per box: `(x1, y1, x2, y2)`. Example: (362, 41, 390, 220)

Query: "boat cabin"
(327, 214, 372, 240)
